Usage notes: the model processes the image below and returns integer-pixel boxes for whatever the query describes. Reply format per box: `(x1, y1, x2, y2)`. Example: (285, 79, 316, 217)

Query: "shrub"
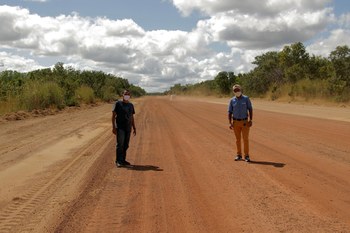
(334, 86, 350, 102)
(267, 79, 332, 101)
(21, 81, 65, 111)
(0, 96, 21, 115)
(75, 85, 95, 104)
(296, 79, 329, 100)
(101, 85, 116, 102)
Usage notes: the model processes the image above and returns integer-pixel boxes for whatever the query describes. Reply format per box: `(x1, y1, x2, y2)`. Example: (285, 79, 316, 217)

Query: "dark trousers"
(116, 128, 131, 163)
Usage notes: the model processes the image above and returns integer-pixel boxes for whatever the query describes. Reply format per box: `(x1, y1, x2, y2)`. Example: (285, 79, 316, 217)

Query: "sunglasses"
(233, 89, 241, 92)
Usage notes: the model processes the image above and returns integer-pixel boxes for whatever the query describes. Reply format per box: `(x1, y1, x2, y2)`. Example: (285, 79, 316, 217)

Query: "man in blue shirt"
(228, 84, 253, 162)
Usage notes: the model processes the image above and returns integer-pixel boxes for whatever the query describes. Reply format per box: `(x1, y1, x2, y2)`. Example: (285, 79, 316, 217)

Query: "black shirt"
(112, 101, 135, 130)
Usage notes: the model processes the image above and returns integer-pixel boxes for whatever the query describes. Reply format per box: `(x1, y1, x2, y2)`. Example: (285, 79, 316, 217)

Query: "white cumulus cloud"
(0, 2, 349, 92)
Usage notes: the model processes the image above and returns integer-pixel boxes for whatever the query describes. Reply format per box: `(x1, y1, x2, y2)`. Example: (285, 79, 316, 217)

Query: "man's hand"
(247, 121, 253, 127)
(229, 122, 234, 130)
(112, 128, 116, 135)
(133, 128, 137, 136)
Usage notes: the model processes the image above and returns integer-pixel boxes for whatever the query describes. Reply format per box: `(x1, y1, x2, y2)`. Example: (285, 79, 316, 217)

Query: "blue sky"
(0, 0, 349, 92)
(8, 0, 204, 30)
(333, 0, 350, 15)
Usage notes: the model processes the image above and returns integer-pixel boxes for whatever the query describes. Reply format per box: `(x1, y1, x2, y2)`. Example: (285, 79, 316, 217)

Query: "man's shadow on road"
(126, 165, 163, 171)
(248, 160, 286, 168)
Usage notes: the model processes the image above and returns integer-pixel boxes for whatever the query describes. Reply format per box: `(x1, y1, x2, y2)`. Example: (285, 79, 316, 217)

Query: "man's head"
(122, 90, 131, 102)
(232, 84, 242, 97)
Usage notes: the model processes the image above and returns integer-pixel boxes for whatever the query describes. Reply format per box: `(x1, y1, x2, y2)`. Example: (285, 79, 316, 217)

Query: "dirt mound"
(0, 103, 102, 123)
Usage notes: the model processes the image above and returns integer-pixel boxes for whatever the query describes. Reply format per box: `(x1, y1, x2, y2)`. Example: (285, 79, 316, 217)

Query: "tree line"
(0, 62, 146, 114)
(166, 42, 350, 102)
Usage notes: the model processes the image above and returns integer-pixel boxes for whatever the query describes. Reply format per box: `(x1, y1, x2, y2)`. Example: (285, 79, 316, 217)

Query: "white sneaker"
(116, 161, 123, 167)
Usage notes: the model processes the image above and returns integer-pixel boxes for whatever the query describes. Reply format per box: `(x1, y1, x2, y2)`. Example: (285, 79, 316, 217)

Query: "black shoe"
(122, 160, 131, 166)
(234, 155, 242, 161)
(244, 155, 250, 162)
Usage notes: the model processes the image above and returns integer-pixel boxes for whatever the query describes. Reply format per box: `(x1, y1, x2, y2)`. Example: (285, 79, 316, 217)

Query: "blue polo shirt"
(228, 95, 252, 119)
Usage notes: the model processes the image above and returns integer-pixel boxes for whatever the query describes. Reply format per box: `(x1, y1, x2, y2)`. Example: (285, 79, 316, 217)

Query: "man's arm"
(247, 109, 253, 127)
(247, 98, 253, 121)
(112, 111, 116, 134)
(228, 99, 234, 129)
(131, 115, 136, 136)
(228, 112, 234, 130)
(247, 98, 253, 127)
(131, 104, 136, 136)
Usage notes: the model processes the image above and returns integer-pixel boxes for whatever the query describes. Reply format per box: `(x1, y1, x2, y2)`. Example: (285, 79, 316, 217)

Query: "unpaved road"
(0, 97, 349, 233)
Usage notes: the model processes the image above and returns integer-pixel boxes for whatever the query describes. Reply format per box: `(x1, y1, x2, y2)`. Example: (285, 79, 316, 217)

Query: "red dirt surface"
(0, 97, 349, 233)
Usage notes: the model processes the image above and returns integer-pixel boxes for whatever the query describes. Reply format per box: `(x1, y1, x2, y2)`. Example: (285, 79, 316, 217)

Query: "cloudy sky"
(0, 0, 349, 92)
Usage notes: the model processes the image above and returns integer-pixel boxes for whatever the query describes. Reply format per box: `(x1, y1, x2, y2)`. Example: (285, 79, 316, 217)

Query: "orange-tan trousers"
(233, 120, 250, 155)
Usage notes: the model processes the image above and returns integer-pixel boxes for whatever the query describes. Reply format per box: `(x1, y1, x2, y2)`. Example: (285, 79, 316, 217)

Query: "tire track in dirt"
(156, 101, 246, 232)
(168, 99, 350, 232)
(0, 128, 112, 233)
(0, 105, 111, 170)
(0, 104, 114, 233)
(2, 97, 349, 233)
(54, 101, 149, 233)
(53, 97, 350, 233)
(163, 101, 314, 231)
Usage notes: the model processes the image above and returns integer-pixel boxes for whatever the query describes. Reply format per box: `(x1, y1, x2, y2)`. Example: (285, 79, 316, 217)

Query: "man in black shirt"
(112, 90, 136, 167)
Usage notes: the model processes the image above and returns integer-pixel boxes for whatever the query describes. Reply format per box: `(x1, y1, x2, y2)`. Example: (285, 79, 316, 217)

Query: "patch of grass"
(268, 79, 335, 102)
(101, 85, 117, 102)
(0, 96, 21, 115)
(75, 85, 95, 104)
(21, 81, 65, 111)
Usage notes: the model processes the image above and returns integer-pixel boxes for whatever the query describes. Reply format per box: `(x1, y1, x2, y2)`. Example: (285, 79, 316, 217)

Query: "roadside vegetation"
(0, 62, 146, 115)
(166, 43, 350, 104)
(1, 42, 349, 115)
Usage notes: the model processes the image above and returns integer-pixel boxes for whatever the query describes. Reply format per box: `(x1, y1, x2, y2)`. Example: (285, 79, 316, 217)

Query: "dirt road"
(0, 97, 349, 233)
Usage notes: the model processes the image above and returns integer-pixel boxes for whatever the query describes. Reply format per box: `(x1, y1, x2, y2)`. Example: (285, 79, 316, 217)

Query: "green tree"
(307, 55, 334, 80)
(279, 42, 309, 82)
(328, 45, 350, 101)
(240, 71, 270, 96)
(0, 70, 26, 100)
(252, 51, 283, 87)
(329, 45, 350, 86)
(0, 62, 146, 113)
(214, 71, 236, 95)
